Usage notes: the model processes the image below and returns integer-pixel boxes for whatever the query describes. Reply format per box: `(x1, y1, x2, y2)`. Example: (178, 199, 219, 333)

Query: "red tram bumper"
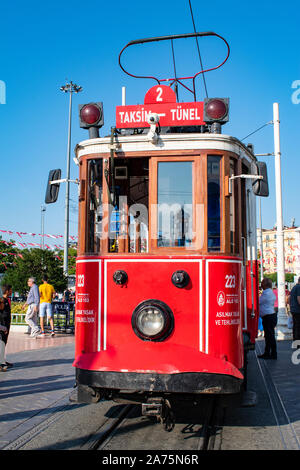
(74, 345, 243, 397)
(76, 369, 242, 395)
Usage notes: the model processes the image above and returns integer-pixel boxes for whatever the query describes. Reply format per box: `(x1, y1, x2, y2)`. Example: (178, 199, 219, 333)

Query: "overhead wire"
(188, 0, 208, 99)
(170, 39, 179, 101)
(241, 121, 273, 142)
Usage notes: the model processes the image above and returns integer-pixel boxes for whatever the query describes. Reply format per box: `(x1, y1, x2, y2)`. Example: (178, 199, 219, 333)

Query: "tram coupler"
(76, 384, 101, 404)
(142, 398, 175, 432)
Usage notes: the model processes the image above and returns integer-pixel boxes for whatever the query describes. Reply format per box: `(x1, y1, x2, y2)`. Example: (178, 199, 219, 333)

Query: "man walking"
(23, 277, 40, 338)
(258, 277, 277, 360)
(39, 275, 56, 336)
(288, 277, 300, 343)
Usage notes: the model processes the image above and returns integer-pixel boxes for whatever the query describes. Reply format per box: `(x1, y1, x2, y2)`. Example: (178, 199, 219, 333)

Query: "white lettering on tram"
(118, 109, 153, 124)
(117, 106, 202, 124)
(170, 107, 201, 121)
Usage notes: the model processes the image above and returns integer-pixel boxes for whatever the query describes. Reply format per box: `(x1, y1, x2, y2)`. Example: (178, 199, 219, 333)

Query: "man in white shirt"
(258, 277, 277, 360)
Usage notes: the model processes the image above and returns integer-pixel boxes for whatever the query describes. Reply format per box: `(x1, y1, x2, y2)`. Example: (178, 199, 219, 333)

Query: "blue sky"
(0, 0, 299, 247)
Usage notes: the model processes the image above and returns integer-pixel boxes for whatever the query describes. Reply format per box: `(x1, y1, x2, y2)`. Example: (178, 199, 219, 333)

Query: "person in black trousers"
(0, 285, 13, 368)
(258, 277, 277, 360)
(288, 277, 300, 345)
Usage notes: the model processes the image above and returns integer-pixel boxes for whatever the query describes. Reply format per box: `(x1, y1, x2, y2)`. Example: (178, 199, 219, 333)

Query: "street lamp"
(60, 81, 82, 277)
(41, 205, 46, 250)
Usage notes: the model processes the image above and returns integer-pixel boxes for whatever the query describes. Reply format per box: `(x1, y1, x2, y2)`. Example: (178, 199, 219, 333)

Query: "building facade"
(257, 226, 300, 277)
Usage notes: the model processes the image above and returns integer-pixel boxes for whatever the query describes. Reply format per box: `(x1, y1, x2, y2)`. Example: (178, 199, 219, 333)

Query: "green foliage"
(0, 237, 20, 274)
(11, 302, 24, 314)
(263, 272, 296, 283)
(2, 248, 67, 294)
(57, 246, 77, 275)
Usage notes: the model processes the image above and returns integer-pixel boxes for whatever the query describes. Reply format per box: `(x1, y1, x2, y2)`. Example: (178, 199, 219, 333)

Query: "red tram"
(72, 33, 269, 421)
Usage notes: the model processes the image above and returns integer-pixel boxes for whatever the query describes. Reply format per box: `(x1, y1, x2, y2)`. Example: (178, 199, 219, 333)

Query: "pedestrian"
(288, 277, 300, 344)
(63, 289, 71, 302)
(0, 285, 13, 368)
(39, 275, 56, 337)
(22, 277, 40, 338)
(257, 316, 264, 337)
(273, 283, 278, 314)
(0, 296, 8, 371)
(258, 277, 277, 360)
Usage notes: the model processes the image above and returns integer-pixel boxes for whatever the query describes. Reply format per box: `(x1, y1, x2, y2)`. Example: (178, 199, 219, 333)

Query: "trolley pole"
(273, 103, 288, 338)
(60, 81, 82, 277)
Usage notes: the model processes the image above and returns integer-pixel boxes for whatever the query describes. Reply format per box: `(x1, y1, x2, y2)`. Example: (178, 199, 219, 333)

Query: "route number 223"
(225, 275, 236, 288)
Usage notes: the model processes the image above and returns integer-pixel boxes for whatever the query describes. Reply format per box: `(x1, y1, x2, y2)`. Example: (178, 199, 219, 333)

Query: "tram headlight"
(132, 300, 174, 342)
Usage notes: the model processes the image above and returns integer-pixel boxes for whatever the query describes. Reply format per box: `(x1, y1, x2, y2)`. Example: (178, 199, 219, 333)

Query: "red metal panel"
(75, 260, 100, 356)
(104, 260, 200, 354)
(74, 256, 245, 380)
(245, 260, 259, 343)
(206, 260, 243, 369)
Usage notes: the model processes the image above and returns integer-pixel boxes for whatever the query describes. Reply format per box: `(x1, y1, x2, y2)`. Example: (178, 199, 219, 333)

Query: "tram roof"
(75, 133, 256, 164)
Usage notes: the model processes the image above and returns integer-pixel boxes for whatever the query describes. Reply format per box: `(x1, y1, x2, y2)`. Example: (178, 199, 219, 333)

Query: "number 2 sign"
(144, 85, 177, 105)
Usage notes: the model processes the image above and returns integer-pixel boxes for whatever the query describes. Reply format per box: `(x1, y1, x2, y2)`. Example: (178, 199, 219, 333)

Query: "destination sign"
(116, 85, 204, 128)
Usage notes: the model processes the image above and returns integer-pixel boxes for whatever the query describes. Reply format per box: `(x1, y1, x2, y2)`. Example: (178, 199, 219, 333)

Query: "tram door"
(240, 161, 258, 339)
(241, 163, 249, 331)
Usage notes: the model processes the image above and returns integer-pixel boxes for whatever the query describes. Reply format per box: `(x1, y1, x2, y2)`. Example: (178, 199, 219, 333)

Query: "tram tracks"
(7, 348, 299, 451)
(81, 397, 224, 451)
(255, 342, 300, 450)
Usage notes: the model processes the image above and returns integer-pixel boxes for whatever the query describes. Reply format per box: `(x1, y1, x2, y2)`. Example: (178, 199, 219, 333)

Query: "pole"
(258, 198, 264, 282)
(122, 86, 126, 106)
(63, 86, 73, 276)
(273, 102, 288, 338)
(41, 205, 46, 250)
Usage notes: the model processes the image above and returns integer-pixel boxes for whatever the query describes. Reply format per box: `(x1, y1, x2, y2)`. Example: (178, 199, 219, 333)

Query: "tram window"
(229, 158, 237, 253)
(108, 157, 149, 253)
(207, 156, 221, 251)
(157, 161, 193, 247)
(87, 159, 103, 254)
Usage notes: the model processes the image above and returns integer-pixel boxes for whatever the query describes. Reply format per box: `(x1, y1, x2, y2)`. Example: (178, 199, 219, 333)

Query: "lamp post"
(41, 205, 46, 250)
(273, 102, 290, 339)
(60, 81, 82, 277)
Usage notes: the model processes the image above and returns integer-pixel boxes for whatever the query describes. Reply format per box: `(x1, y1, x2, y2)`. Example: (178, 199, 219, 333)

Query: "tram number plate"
(225, 274, 236, 288)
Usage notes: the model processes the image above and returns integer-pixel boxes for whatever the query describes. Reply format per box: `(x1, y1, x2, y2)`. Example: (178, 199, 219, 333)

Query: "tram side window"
(229, 158, 237, 253)
(87, 159, 103, 254)
(207, 156, 221, 251)
(157, 161, 193, 247)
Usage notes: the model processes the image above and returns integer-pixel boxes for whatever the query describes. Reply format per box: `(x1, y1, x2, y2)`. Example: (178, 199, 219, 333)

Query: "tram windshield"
(157, 161, 193, 247)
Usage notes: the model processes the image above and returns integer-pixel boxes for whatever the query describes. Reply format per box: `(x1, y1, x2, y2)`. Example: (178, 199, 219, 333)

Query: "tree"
(0, 237, 21, 274)
(57, 245, 77, 275)
(2, 248, 67, 294)
(264, 272, 296, 284)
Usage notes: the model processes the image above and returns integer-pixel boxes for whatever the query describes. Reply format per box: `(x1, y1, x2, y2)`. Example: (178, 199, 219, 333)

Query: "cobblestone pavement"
(255, 338, 300, 446)
(0, 334, 75, 449)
